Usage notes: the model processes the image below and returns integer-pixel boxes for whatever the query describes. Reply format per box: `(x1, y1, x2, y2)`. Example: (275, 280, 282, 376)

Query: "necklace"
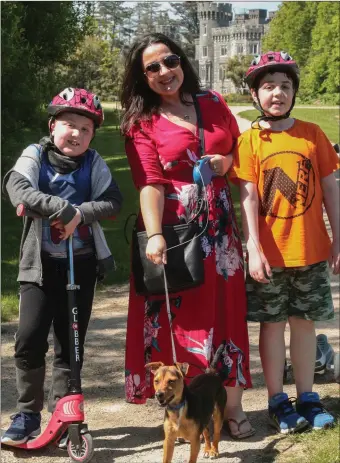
(160, 109, 191, 122)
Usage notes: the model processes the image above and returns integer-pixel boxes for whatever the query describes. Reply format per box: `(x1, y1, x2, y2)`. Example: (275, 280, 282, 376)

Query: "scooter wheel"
(67, 432, 94, 463)
(334, 353, 340, 384)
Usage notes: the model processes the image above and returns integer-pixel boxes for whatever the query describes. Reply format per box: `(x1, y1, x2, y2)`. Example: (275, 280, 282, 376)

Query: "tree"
(261, 1, 339, 103)
(170, 2, 199, 59)
(57, 32, 124, 101)
(262, 2, 317, 68)
(1, 1, 94, 140)
(95, 1, 133, 49)
(131, 2, 162, 37)
(300, 2, 340, 103)
(225, 55, 252, 93)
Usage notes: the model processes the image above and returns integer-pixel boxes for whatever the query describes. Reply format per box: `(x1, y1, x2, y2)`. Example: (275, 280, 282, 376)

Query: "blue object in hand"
(193, 158, 216, 187)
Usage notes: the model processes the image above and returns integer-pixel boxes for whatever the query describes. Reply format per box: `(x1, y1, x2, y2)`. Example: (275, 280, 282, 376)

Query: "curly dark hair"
(120, 33, 201, 134)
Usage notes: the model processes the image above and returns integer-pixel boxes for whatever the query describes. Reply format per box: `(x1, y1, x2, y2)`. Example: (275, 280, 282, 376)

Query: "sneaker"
(296, 392, 335, 430)
(1, 412, 41, 445)
(268, 392, 309, 434)
(315, 334, 334, 372)
(57, 429, 69, 449)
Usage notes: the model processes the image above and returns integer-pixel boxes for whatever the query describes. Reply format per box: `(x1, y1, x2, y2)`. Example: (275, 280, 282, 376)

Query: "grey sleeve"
(77, 178, 123, 224)
(5, 171, 77, 224)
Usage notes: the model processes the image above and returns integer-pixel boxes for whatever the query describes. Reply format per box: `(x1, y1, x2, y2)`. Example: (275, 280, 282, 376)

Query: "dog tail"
(206, 342, 225, 373)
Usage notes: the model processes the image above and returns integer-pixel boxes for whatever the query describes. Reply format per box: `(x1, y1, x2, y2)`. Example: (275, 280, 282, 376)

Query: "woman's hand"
(202, 154, 233, 176)
(248, 249, 272, 284)
(146, 234, 167, 265)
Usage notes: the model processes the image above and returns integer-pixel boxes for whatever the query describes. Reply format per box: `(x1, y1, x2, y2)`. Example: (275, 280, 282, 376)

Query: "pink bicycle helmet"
(48, 88, 104, 128)
(245, 52, 299, 123)
(245, 51, 299, 89)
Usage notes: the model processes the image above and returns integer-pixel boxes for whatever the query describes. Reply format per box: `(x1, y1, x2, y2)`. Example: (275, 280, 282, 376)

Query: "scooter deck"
(0, 428, 39, 447)
(0, 425, 65, 449)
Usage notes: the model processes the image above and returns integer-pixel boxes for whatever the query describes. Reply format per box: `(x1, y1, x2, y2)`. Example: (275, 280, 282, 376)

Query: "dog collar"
(167, 400, 185, 411)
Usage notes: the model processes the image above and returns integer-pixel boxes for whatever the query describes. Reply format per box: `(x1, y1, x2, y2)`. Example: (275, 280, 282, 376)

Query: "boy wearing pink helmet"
(232, 52, 339, 434)
(2, 88, 123, 445)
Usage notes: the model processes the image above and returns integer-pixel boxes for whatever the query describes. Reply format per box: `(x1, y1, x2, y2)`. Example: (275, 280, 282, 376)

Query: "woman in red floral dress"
(120, 33, 254, 438)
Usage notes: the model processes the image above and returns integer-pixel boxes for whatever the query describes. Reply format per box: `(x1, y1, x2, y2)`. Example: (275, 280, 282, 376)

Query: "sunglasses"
(144, 54, 181, 78)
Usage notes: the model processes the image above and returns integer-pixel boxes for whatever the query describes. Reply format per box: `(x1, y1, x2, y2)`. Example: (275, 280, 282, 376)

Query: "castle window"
(251, 44, 258, 54)
(237, 44, 244, 54)
(203, 24, 207, 35)
(221, 46, 227, 56)
(219, 65, 226, 81)
(203, 46, 208, 57)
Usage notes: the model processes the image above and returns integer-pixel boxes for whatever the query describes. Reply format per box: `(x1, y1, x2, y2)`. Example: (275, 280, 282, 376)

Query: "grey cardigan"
(3, 144, 123, 285)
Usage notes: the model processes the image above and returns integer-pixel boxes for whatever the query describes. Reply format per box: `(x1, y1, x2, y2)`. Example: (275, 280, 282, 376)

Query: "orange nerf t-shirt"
(231, 119, 339, 267)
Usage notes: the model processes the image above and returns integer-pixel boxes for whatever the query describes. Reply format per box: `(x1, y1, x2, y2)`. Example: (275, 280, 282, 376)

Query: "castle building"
(195, 2, 274, 93)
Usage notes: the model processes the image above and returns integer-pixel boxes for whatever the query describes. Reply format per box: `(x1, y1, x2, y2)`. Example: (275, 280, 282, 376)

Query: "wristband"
(148, 233, 163, 240)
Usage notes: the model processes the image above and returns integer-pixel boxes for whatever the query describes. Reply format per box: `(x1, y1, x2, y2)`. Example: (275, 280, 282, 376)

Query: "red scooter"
(1, 204, 94, 462)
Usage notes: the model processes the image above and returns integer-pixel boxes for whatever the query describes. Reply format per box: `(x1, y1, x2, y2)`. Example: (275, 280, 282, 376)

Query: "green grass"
(277, 426, 340, 463)
(238, 108, 339, 143)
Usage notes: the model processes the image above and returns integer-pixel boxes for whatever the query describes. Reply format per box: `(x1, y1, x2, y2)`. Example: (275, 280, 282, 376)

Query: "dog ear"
(174, 362, 190, 377)
(145, 362, 164, 374)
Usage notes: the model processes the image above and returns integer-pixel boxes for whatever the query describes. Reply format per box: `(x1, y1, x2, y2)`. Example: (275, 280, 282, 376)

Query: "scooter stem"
(67, 235, 82, 393)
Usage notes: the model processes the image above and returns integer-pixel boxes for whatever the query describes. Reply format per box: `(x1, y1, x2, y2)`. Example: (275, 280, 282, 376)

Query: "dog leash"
(162, 265, 177, 364)
(163, 264, 227, 372)
(159, 95, 210, 367)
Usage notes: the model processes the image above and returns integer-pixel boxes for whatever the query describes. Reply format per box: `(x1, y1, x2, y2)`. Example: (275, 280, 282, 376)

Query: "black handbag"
(132, 220, 204, 295)
(130, 95, 206, 296)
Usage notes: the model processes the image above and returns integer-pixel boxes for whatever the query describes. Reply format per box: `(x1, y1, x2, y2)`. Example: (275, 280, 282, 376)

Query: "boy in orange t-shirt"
(232, 52, 339, 434)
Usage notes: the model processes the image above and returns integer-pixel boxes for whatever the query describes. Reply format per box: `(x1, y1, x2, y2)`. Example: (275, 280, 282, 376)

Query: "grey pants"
(17, 366, 70, 413)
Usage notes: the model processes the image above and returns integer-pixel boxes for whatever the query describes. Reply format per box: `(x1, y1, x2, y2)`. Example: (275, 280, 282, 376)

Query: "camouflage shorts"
(246, 261, 334, 322)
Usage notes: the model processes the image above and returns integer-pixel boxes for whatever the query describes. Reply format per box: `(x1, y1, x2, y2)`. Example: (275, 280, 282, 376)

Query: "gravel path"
(1, 279, 338, 463)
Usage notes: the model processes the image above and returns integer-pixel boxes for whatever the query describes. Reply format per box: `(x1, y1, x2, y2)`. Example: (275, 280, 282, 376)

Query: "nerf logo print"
(260, 152, 315, 219)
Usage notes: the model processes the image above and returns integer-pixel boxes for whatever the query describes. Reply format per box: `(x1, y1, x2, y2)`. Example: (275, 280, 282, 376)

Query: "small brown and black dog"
(145, 361, 227, 463)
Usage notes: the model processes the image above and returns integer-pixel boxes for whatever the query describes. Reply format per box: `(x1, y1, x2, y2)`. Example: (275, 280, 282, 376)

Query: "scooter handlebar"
(16, 204, 117, 221)
(16, 204, 44, 219)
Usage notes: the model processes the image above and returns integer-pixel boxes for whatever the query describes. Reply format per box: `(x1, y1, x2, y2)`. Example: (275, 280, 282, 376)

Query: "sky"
(124, 2, 282, 15)
(229, 2, 281, 13)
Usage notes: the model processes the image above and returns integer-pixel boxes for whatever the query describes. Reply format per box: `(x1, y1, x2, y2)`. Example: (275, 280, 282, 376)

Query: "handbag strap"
(192, 95, 205, 157)
(189, 94, 209, 224)
(124, 213, 137, 244)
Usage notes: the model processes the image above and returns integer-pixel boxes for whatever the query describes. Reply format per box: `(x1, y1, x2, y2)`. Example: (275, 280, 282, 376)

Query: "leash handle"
(163, 265, 177, 364)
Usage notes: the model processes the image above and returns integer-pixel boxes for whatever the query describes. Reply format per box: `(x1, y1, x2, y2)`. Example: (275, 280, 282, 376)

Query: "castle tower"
(196, 2, 232, 88)
(195, 2, 273, 94)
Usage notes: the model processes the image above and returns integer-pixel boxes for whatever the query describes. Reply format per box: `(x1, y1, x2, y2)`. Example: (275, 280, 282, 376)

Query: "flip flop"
(224, 418, 256, 439)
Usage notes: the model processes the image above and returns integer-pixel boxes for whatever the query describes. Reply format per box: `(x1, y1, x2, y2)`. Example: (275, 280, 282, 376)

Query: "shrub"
(223, 93, 253, 104)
